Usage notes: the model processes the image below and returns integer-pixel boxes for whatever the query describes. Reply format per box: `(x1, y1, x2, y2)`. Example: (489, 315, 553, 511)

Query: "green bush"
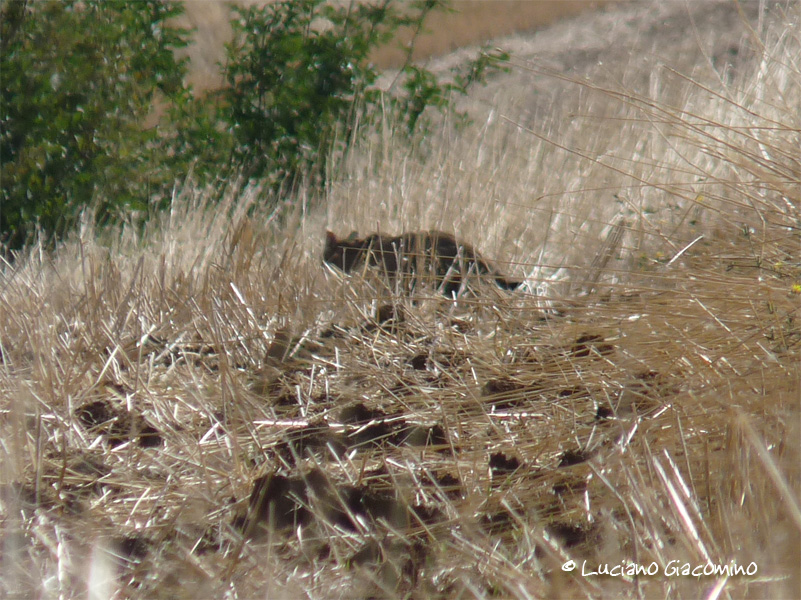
(221, 0, 508, 189)
(1, 0, 192, 249)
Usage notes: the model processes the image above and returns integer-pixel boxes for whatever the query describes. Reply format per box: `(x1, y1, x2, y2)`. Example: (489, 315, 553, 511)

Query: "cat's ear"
(325, 231, 337, 247)
(346, 230, 360, 241)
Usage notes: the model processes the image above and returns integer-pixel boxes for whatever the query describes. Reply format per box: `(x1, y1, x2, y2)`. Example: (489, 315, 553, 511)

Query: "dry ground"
(1, 1, 799, 599)
(175, 0, 612, 91)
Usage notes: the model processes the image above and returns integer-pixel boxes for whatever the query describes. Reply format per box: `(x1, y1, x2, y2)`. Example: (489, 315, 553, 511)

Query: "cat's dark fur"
(323, 230, 521, 295)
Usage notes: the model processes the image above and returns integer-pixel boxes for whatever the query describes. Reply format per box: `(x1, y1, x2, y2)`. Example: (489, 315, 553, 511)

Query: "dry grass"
(1, 2, 799, 599)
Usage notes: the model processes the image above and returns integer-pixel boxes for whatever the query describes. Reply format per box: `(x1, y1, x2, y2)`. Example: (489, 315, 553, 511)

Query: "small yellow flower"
(791, 283, 801, 295)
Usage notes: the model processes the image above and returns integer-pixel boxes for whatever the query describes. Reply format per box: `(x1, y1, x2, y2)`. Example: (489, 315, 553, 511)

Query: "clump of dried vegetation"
(1, 4, 799, 599)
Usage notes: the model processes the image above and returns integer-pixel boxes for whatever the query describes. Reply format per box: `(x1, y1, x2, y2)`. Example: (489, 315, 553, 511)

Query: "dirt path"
(426, 1, 767, 121)
(178, 1, 613, 91)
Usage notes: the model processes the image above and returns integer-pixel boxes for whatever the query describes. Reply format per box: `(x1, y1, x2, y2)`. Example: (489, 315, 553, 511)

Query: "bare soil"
(176, 0, 615, 91)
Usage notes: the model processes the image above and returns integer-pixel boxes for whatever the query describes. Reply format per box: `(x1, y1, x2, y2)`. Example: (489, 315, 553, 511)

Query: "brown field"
(1, 1, 800, 599)
(176, 0, 613, 91)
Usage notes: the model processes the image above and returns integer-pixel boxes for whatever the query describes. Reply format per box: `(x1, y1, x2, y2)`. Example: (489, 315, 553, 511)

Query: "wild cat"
(323, 230, 522, 295)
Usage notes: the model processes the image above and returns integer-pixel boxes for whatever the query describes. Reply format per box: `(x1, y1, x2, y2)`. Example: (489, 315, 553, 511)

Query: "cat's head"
(323, 231, 363, 272)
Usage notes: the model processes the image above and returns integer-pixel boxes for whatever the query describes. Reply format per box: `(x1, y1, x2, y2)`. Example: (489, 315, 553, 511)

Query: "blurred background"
(175, 0, 613, 91)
